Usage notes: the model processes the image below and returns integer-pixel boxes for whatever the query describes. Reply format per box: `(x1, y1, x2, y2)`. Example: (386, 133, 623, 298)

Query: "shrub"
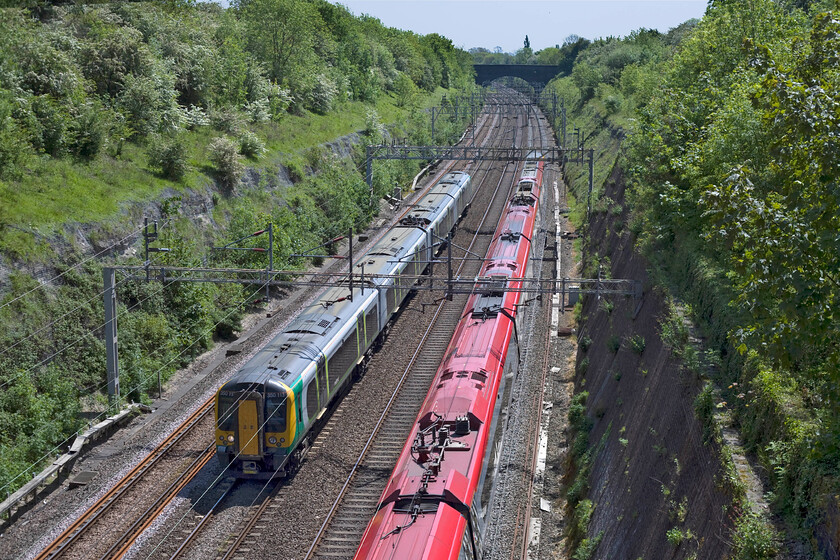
(211, 108, 244, 134)
(29, 95, 71, 157)
(607, 334, 621, 353)
(208, 136, 243, 188)
(732, 511, 777, 560)
(573, 531, 604, 560)
(118, 73, 169, 137)
(183, 105, 210, 129)
(570, 499, 595, 549)
(578, 334, 592, 351)
(148, 135, 188, 180)
(629, 334, 646, 354)
(238, 130, 265, 159)
(267, 83, 293, 120)
(69, 101, 107, 159)
(577, 356, 589, 376)
(660, 304, 689, 350)
(309, 73, 337, 114)
(0, 98, 29, 179)
(604, 93, 623, 114)
(666, 527, 686, 546)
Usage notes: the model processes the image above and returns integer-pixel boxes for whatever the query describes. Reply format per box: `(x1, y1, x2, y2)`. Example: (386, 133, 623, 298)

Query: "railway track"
(480, 103, 561, 560)
(104, 95, 526, 560)
(34, 399, 215, 560)
(300, 94, 550, 560)
(212, 97, 529, 560)
(64, 92, 542, 560)
(304, 155, 521, 560)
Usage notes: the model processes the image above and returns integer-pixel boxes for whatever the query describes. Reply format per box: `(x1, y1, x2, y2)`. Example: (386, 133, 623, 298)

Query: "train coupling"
(242, 461, 260, 475)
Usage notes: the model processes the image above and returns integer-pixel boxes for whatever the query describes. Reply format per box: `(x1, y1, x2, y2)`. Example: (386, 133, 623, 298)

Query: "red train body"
(355, 156, 544, 560)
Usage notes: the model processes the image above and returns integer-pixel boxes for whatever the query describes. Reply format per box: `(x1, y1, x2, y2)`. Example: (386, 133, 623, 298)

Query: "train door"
(237, 394, 263, 457)
(317, 355, 328, 410)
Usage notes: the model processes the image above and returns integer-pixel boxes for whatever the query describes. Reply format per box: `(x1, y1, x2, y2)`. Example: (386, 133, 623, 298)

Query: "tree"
(524, 35, 530, 49)
(236, 0, 321, 88)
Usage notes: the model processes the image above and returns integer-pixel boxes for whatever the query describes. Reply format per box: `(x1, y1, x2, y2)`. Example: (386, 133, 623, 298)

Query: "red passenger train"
(354, 155, 544, 560)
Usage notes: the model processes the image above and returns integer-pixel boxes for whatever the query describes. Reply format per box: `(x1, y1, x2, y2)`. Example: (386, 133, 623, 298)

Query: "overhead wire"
(0, 268, 172, 393)
(0, 279, 266, 500)
(0, 223, 148, 312)
(123, 281, 268, 402)
(0, 272, 137, 360)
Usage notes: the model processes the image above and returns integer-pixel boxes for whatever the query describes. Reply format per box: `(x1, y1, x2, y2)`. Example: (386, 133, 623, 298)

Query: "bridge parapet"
(473, 64, 563, 85)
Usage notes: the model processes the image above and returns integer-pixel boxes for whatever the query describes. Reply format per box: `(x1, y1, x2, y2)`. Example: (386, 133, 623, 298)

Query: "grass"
(259, 88, 447, 154)
(0, 88, 454, 259)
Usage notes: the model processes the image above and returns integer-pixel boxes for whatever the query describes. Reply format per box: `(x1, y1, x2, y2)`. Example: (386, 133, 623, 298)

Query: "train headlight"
(226, 434, 235, 443)
(268, 436, 277, 445)
(219, 436, 224, 442)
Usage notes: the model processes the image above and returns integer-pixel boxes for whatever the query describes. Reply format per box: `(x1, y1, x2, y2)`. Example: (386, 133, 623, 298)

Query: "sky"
(334, 1, 709, 52)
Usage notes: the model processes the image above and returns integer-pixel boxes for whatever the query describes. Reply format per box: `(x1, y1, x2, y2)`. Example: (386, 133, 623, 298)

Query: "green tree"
(236, 0, 321, 91)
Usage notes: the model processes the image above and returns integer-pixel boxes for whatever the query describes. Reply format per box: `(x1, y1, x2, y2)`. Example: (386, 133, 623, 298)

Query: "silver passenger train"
(215, 172, 473, 477)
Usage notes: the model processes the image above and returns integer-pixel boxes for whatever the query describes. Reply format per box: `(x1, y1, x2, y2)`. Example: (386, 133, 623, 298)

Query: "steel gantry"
(102, 226, 640, 409)
(364, 144, 595, 220)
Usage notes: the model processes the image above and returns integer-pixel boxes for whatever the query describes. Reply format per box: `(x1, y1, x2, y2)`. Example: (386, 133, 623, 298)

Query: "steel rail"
(169, 478, 238, 560)
(302, 103, 530, 560)
(104, 445, 216, 560)
(159, 97, 509, 560)
(35, 398, 214, 560)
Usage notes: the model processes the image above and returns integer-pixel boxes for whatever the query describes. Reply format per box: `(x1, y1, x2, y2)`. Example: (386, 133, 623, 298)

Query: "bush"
(309, 74, 337, 114)
(0, 97, 29, 180)
(607, 334, 621, 353)
(211, 108, 244, 134)
(208, 136, 243, 188)
(629, 334, 646, 354)
(183, 105, 210, 129)
(29, 95, 71, 157)
(578, 334, 592, 352)
(732, 511, 777, 560)
(666, 527, 688, 546)
(238, 130, 265, 159)
(69, 101, 107, 160)
(577, 356, 589, 376)
(118, 73, 170, 137)
(573, 531, 604, 560)
(570, 499, 595, 547)
(148, 135, 188, 180)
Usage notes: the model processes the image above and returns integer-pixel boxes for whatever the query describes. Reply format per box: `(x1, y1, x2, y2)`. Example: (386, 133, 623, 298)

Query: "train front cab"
(215, 379, 296, 477)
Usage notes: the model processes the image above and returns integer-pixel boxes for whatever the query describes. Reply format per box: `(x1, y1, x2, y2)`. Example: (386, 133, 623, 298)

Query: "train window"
(365, 307, 378, 343)
(217, 395, 238, 431)
(265, 395, 287, 433)
(386, 288, 396, 312)
(305, 380, 319, 421)
(328, 337, 358, 390)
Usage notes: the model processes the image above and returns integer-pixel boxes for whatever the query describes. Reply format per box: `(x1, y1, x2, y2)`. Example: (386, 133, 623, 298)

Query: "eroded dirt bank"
(570, 164, 735, 559)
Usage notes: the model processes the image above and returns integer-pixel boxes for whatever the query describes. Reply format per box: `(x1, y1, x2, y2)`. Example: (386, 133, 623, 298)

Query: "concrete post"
(103, 267, 119, 411)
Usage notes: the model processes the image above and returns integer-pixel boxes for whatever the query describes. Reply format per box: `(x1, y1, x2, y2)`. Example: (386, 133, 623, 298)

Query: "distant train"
(215, 172, 473, 478)
(354, 155, 544, 559)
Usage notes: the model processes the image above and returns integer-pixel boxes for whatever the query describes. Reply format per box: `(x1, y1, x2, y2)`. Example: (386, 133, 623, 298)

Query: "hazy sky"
(335, 1, 708, 52)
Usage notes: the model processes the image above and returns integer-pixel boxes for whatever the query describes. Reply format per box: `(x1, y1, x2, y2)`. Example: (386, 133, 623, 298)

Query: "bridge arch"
(472, 64, 563, 85)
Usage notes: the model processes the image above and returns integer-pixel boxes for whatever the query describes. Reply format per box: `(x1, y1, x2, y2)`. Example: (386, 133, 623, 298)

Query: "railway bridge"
(473, 64, 564, 85)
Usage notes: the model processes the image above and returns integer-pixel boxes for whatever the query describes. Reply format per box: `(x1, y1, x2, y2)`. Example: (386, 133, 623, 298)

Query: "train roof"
(222, 170, 472, 391)
(227, 286, 378, 387)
